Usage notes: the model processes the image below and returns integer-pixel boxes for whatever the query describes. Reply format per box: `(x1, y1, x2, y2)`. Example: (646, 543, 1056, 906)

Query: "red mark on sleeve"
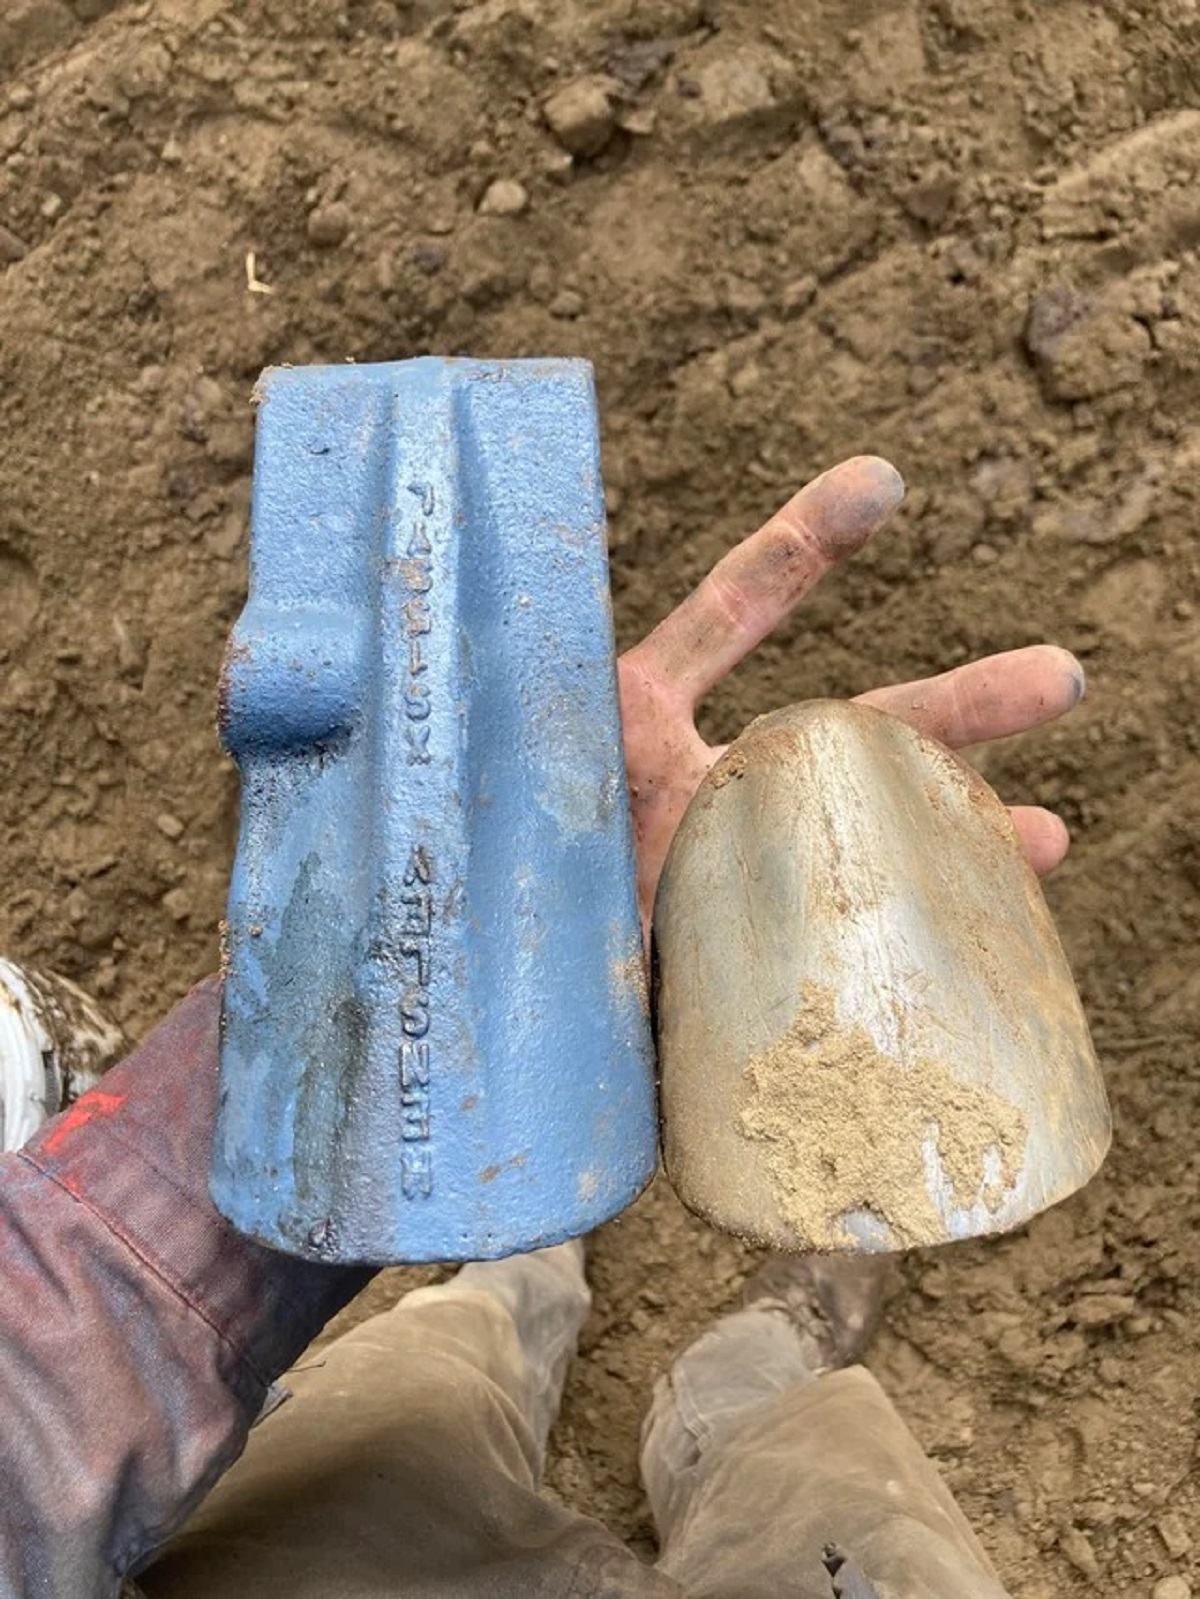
(42, 1090, 127, 1156)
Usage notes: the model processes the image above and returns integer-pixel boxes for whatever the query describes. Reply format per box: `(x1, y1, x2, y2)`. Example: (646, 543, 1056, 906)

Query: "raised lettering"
(405, 724, 432, 766)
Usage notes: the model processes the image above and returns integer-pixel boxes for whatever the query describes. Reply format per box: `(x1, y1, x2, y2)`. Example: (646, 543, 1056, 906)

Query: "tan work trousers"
(141, 1245, 1010, 1599)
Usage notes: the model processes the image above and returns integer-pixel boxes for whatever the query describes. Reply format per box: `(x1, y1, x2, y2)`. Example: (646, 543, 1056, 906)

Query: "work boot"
(741, 1252, 892, 1374)
(639, 1252, 894, 1552)
(0, 959, 126, 1152)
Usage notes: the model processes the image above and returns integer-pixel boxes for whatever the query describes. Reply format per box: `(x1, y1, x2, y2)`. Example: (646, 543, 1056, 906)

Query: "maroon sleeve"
(0, 977, 372, 1597)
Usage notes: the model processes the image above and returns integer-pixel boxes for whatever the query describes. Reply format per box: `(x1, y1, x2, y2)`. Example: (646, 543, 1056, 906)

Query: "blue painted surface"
(211, 358, 657, 1264)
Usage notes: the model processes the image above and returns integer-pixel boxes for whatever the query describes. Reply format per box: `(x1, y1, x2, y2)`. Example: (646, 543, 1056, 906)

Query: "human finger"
(628, 456, 904, 706)
(1010, 806, 1071, 875)
(856, 646, 1085, 749)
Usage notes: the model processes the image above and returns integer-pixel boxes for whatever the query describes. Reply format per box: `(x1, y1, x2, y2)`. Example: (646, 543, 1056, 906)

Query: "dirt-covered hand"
(617, 456, 1084, 929)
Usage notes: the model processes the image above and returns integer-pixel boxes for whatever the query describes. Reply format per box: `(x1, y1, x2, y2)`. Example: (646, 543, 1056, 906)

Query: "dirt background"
(1, 0, 1199, 1592)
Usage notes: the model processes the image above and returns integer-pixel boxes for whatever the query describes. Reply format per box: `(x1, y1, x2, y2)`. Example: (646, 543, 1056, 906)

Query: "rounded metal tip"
(653, 700, 1111, 1254)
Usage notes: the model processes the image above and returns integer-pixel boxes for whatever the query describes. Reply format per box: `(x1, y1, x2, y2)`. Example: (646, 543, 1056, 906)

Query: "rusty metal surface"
(212, 358, 656, 1265)
(653, 700, 1111, 1253)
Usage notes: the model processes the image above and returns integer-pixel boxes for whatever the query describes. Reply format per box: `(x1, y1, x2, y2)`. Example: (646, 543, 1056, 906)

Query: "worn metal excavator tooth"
(211, 358, 656, 1265)
(653, 699, 1111, 1254)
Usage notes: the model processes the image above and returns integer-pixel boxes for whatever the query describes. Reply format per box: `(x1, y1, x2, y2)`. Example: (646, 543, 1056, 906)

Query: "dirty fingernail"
(1047, 646, 1086, 706)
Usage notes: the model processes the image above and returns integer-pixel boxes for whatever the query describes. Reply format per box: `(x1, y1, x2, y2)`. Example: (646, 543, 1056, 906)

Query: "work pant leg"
(642, 1306, 1010, 1599)
(144, 1244, 678, 1599)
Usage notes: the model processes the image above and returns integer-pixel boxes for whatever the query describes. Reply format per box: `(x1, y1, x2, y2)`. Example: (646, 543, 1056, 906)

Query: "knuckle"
(762, 508, 822, 574)
(704, 571, 758, 632)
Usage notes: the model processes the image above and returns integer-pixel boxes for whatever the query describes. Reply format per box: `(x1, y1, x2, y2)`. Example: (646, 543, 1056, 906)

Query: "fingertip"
(851, 454, 906, 509)
(803, 456, 906, 556)
(1014, 806, 1071, 876)
(828, 455, 906, 522)
(1031, 644, 1086, 709)
(1043, 810, 1071, 866)
(1062, 649, 1086, 707)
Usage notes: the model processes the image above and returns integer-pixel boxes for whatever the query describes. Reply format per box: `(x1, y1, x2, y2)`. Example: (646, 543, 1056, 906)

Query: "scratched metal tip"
(653, 699, 1111, 1255)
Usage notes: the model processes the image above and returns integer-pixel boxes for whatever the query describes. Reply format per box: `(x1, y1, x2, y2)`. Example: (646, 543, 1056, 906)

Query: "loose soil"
(738, 981, 1031, 1253)
(2, 1, 1198, 1593)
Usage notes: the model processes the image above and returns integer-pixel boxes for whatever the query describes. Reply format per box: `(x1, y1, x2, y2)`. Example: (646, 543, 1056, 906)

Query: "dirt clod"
(1152, 1579, 1192, 1599)
(0, 222, 27, 262)
(478, 179, 529, 218)
(306, 202, 352, 249)
(542, 77, 618, 158)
